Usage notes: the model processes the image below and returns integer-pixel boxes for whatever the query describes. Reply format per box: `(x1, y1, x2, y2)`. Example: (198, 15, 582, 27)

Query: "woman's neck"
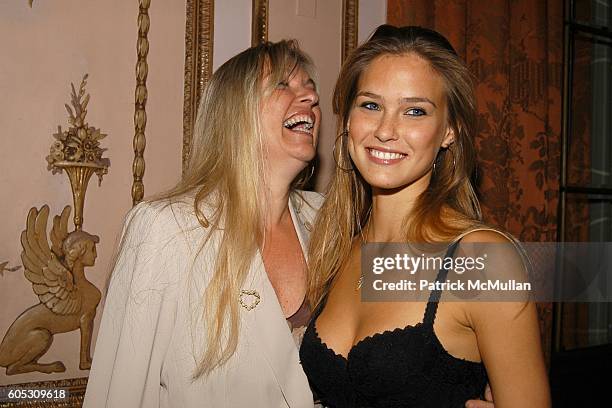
(263, 164, 304, 227)
(367, 178, 429, 242)
(264, 186, 291, 227)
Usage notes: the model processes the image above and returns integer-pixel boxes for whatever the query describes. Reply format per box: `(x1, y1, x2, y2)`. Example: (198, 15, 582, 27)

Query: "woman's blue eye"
(406, 108, 426, 116)
(360, 102, 379, 110)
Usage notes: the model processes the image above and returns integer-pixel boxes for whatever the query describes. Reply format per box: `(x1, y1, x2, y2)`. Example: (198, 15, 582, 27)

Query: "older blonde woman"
(84, 40, 322, 407)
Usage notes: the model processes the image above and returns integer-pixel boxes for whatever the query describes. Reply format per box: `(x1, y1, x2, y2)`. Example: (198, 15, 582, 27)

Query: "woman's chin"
(359, 173, 404, 190)
(265, 149, 316, 180)
(286, 146, 317, 164)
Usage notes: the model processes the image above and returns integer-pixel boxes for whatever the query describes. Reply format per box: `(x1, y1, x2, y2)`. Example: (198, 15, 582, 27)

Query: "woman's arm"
(83, 203, 180, 408)
(470, 300, 550, 407)
(464, 231, 550, 408)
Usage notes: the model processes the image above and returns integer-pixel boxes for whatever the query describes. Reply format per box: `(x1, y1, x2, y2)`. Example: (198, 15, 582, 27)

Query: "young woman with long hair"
(300, 25, 550, 407)
(84, 40, 323, 407)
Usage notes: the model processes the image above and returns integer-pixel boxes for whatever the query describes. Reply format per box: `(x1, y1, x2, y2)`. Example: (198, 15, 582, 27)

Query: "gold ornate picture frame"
(342, 0, 358, 63)
(182, 0, 215, 174)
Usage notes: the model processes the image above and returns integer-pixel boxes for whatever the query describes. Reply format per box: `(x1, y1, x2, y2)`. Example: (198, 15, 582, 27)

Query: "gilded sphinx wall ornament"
(0, 206, 101, 374)
(46, 74, 110, 230)
(0, 74, 108, 376)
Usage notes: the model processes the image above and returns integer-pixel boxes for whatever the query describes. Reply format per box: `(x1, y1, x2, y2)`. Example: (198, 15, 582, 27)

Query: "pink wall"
(0, 0, 184, 385)
(213, 0, 252, 70)
(359, 0, 387, 44)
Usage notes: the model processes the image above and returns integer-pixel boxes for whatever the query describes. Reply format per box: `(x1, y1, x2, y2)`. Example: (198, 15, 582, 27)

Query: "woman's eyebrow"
(303, 78, 316, 89)
(356, 91, 380, 99)
(401, 97, 437, 108)
(356, 92, 437, 108)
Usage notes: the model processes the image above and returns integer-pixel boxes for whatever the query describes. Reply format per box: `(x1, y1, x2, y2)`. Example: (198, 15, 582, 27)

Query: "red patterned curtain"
(387, 0, 563, 360)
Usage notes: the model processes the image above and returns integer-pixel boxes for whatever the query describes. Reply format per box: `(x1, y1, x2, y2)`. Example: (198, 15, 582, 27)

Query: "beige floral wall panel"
(0, 0, 185, 388)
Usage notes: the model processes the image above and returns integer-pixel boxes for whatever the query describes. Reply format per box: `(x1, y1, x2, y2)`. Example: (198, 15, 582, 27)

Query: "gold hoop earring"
(447, 147, 456, 168)
(433, 147, 456, 174)
(298, 162, 316, 185)
(333, 130, 353, 172)
(308, 164, 315, 180)
(448, 147, 457, 179)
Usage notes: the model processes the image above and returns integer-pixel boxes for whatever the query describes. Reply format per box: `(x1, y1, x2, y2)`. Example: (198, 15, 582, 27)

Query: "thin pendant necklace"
(355, 217, 372, 291)
(356, 275, 364, 291)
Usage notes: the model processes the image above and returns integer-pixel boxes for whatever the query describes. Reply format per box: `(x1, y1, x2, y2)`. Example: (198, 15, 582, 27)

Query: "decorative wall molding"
(132, 0, 151, 205)
(251, 0, 269, 46)
(182, 0, 214, 174)
(341, 0, 358, 63)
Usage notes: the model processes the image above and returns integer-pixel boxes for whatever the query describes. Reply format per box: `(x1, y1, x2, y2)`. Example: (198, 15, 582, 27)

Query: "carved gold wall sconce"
(46, 74, 110, 230)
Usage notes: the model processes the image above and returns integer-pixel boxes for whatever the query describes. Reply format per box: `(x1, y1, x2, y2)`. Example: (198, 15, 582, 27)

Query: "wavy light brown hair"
(308, 25, 483, 306)
(155, 40, 315, 377)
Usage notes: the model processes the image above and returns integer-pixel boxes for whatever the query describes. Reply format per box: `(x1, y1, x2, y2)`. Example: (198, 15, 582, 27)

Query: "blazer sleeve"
(83, 202, 181, 408)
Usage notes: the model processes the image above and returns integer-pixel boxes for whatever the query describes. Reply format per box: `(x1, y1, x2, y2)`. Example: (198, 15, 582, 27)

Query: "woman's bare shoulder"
(459, 228, 515, 244)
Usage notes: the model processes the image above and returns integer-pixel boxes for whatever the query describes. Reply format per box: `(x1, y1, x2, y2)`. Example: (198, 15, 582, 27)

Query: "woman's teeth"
(283, 115, 314, 133)
(368, 148, 406, 160)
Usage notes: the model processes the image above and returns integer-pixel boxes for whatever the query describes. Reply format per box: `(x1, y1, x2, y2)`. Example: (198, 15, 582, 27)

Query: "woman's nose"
(298, 87, 319, 106)
(375, 114, 398, 142)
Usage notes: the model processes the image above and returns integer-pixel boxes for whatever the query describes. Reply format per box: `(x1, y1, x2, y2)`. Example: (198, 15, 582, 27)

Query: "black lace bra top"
(299, 242, 488, 408)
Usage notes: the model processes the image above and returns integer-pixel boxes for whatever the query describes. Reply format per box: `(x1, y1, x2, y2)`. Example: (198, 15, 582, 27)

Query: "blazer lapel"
(288, 193, 311, 260)
(239, 194, 313, 407)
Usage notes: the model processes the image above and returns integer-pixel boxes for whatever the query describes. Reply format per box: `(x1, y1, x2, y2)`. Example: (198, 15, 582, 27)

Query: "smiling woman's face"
(260, 66, 321, 170)
(347, 53, 454, 193)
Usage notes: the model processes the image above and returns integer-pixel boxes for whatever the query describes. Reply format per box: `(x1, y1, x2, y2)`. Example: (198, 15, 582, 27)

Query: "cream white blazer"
(83, 190, 323, 408)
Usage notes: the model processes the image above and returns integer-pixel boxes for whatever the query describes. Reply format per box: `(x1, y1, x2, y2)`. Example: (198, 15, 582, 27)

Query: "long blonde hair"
(155, 40, 315, 377)
(308, 25, 482, 307)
